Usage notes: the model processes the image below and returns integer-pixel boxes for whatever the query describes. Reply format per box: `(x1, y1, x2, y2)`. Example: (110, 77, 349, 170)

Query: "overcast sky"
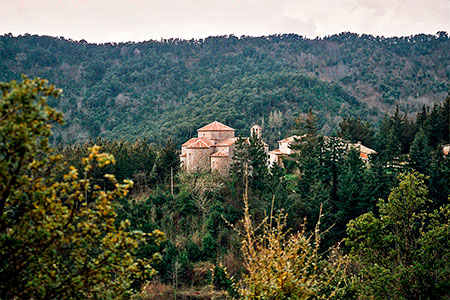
(1, 0, 449, 43)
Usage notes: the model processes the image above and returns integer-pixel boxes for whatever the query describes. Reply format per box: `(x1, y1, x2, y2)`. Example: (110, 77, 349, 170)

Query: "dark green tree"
(422, 92, 450, 148)
(338, 116, 375, 148)
(427, 152, 450, 209)
(336, 148, 370, 232)
(230, 136, 250, 198)
(409, 129, 432, 174)
(247, 133, 269, 196)
(151, 139, 179, 185)
(347, 172, 450, 299)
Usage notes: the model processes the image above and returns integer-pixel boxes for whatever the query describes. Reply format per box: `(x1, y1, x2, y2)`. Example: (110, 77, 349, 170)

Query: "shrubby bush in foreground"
(0, 78, 165, 299)
(234, 182, 351, 299)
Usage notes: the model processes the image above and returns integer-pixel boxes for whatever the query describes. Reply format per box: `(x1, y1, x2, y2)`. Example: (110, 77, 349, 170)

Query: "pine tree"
(338, 116, 375, 148)
(409, 129, 432, 174)
(293, 108, 318, 138)
(337, 148, 369, 231)
(416, 104, 428, 129)
(247, 133, 269, 195)
(230, 136, 249, 197)
(150, 139, 179, 185)
(428, 151, 450, 209)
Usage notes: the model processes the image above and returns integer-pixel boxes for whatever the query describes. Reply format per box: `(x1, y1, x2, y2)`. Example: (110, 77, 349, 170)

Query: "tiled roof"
(216, 138, 239, 147)
(187, 137, 212, 149)
(180, 153, 187, 157)
(278, 135, 306, 144)
(350, 143, 376, 155)
(269, 149, 287, 155)
(182, 137, 198, 147)
(211, 152, 229, 157)
(359, 144, 376, 155)
(443, 145, 450, 155)
(198, 121, 235, 132)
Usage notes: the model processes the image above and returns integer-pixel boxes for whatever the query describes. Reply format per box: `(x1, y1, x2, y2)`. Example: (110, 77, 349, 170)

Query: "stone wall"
(215, 145, 230, 155)
(186, 148, 212, 172)
(279, 142, 292, 154)
(211, 156, 230, 176)
(198, 130, 234, 142)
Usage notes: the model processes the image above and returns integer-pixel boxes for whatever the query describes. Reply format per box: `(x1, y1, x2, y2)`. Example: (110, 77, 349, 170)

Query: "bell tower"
(251, 125, 262, 139)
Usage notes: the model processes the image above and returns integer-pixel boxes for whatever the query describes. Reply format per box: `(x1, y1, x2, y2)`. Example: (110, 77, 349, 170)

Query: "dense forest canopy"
(1, 32, 448, 146)
(1, 43, 449, 297)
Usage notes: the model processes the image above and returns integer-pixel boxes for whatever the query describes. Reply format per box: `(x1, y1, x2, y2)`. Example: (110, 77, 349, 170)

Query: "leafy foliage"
(236, 188, 350, 299)
(0, 78, 165, 299)
(346, 172, 450, 299)
(2, 69, 448, 297)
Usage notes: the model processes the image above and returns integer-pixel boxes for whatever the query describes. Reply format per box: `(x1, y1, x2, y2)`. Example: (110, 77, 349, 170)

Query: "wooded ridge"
(1, 32, 448, 146)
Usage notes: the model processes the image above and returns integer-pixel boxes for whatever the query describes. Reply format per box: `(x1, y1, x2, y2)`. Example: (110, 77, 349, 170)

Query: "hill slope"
(1, 32, 448, 145)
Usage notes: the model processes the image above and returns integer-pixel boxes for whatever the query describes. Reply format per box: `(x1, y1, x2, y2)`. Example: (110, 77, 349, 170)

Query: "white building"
(268, 135, 376, 167)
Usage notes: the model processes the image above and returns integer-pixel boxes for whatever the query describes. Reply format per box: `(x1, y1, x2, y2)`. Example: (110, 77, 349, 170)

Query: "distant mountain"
(1, 32, 448, 145)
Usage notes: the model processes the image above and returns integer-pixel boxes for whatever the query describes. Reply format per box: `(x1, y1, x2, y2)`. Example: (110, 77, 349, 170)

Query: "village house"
(444, 144, 450, 155)
(268, 135, 304, 167)
(180, 121, 268, 175)
(269, 135, 376, 167)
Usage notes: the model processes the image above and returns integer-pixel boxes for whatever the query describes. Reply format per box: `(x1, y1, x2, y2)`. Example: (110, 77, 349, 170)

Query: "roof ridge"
(187, 138, 211, 149)
(198, 121, 235, 132)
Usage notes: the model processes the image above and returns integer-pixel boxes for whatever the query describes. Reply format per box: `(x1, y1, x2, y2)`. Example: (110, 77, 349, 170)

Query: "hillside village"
(2, 0, 450, 298)
(181, 121, 377, 174)
(3, 77, 450, 300)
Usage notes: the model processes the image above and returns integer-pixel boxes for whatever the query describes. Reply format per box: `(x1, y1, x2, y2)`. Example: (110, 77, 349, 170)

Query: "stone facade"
(180, 121, 267, 175)
(211, 152, 230, 176)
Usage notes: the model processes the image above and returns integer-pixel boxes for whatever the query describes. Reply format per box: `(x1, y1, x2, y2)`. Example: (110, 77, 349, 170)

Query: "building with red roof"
(180, 121, 268, 175)
(269, 135, 376, 167)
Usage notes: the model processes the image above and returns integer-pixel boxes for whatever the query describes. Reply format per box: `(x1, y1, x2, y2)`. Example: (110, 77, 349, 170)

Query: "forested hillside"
(0, 32, 449, 145)
(2, 76, 449, 299)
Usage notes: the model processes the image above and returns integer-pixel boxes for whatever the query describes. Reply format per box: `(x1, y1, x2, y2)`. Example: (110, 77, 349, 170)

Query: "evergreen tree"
(290, 110, 321, 199)
(422, 93, 449, 148)
(428, 152, 450, 209)
(336, 148, 369, 231)
(230, 136, 250, 198)
(363, 153, 398, 210)
(347, 172, 450, 299)
(377, 106, 417, 156)
(338, 116, 375, 148)
(320, 136, 345, 207)
(247, 133, 269, 196)
(409, 129, 432, 174)
(293, 108, 318, 137)
(150, 139, 179, 185)
(415, 104, 428, 129)
(377, 124, 403, 171)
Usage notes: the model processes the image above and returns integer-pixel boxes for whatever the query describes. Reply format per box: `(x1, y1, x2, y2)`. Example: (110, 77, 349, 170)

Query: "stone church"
(180, 121, 268, 175)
